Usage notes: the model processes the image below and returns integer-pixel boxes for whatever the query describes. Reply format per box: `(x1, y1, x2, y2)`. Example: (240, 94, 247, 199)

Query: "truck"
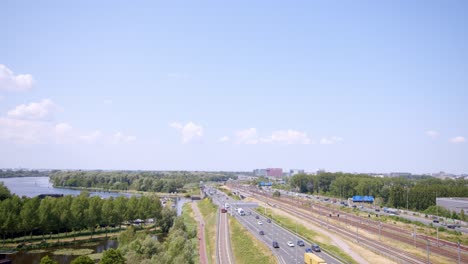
(236, 208, 245, 216)
(304, 253, 326, 264)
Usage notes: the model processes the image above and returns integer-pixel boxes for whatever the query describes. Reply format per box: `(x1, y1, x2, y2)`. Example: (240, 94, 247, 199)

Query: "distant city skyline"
(1, 1, 467, 173)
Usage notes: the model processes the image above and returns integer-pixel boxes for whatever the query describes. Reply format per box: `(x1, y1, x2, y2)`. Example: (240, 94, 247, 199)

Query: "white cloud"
(80, 130, 102, 144)
(235, 128, 259, 145)
(260, 130, 311, 145)
(219, 136, 230, 142)
(55, 123, 73, 134)
(0, 64, 34, 92)
(111, 132, 137, 144)
(320, 136, 343, 145)
(7, 99, 58, 120)
(0, 117, 48, 144)
(450, 136, 465, 144)
(170, 121, 203, 143)
(426, 130, 439, 138)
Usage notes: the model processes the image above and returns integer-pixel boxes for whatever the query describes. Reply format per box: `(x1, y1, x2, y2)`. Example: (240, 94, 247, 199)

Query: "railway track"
(287, 196, 468, 263)
(240, 187, 468, 264)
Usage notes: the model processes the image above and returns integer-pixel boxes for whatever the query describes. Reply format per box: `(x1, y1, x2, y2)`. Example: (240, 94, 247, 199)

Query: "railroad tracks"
(242, 188, 468, 264)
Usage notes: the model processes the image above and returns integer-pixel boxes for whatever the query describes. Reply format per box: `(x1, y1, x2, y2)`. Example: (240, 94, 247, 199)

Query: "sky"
(1, 1, 467, 174)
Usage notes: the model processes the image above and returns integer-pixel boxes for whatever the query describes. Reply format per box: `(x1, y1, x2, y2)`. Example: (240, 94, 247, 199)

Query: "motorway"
(216, 210, 235, 264)
(209, 189, 341, 264)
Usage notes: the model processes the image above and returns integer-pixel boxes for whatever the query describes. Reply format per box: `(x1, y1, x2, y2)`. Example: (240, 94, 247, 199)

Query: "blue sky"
(1, 1, 467, 173)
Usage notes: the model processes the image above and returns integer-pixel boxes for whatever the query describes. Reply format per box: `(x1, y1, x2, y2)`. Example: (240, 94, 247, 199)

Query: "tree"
(460, 209, 466, 221)
(40, 255, 58, 264)
(70, 255, 94, 264)
(0, 183, 11, 201)
(158, 207, 176, 234)
(20, 197, 40, 241)
(99, 248, 125, 264)
(272, 190, 281, 198)
(85, 196, 102, 239)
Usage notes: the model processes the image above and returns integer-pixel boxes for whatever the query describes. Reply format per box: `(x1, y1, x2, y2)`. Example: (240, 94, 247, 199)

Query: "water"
(8, 239, 118, 264)
(0, 177, 135, 198)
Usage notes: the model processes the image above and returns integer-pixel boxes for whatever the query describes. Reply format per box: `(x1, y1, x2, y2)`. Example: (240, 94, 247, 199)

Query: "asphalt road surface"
(210, 190, 341, 264)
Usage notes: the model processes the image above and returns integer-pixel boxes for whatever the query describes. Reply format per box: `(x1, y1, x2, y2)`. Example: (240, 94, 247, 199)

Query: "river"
(0, 177, 135, 198)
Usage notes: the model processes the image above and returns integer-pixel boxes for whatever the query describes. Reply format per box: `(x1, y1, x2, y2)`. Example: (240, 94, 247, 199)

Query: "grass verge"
(182, 202, 200, 264)
(255, 208, 358, 264)
(197, 198, 218, 264)
(229, 216, 277, 264)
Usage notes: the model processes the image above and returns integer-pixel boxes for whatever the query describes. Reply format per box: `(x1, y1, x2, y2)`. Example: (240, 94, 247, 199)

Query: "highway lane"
(217, 211, 235, 264)
(210, 189, 341, 264)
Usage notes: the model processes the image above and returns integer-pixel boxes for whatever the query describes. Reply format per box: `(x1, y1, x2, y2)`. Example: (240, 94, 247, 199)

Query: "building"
(253, 169, 267, 177)
(266, 168, 283, 178)
(436, 198, 468, 214)
(389, 172, 412, 177)
(289, 169, 305, 176)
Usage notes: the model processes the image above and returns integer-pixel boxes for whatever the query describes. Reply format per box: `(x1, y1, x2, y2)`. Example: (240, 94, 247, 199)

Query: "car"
(272, 241, 279, 248)
(305, 248, 313, 253)
(297, 240, 305, 247)
(375, 208, 380, 212)
(259, 230, 264, 235)
(258, 221, 263, 225)
(267, 218, 271, 223)
(447, 225, 456, 229)
(287, 241, 295, 247)
(433, 219, 439, 223)
(312, 244, 321, 252)
(255, 215, 259, 219)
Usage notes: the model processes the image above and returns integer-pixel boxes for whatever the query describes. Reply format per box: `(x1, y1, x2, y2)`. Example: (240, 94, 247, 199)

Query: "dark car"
(255, 215, 259, 219)
(267, 218, 271, 223)
(447, 225, 456, 229)
(259, 230, 264, 235)
(297, 240, 305, 247)
(312, 244, 321, 252)
(305, 248, 313, 253)
(433, 219, 439, 223)
(272, 241, 279, 248)
(375, 208, 380, 212)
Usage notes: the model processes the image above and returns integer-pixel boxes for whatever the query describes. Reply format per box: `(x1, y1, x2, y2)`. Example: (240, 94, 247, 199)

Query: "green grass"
(218, 187, 240, 200)
(255, 208, 358, 264)
(182, 202, 200, 264)
(229, 216, 277, 264)
(197, 198, 218, 264)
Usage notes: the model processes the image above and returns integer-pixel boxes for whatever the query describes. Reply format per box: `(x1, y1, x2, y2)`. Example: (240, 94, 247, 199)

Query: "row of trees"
(0, 169, 51, 178)
(50, 170, 235, 192)
(0, 192, 168, 243)
(289, 173, 468, 211)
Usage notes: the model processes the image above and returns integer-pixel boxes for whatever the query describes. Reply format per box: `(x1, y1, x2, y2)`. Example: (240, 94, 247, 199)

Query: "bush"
(71, 255, 94, 264)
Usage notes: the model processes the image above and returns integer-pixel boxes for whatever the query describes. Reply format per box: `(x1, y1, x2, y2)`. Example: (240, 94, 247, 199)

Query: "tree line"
(0, 169, 51, 178)
(289, 173, 468, 211)
(50, 170, 236, 193)
(0, 191, 170, 244)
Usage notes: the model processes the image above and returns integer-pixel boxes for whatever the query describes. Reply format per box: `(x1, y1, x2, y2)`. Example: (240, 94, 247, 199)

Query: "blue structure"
(352, 195, 374, 203)
(259, 182, 273, 186)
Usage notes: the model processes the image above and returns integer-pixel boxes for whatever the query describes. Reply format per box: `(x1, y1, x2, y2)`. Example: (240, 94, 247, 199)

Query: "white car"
(287, 241, 294, 247)
(258, 221, 263, 225)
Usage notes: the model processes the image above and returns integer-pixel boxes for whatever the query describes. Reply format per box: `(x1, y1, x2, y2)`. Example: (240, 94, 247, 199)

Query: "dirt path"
(192, 201, 209, 264)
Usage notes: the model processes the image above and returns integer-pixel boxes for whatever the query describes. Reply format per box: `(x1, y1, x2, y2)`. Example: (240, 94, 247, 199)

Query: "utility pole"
(427, 240, 430, 263)
(458, 241, 461, 264)
(413, 225, 416, 248)
(406, 186, 409, 212)
(356, 225, 359, 243)
(379, 222, 382, 241)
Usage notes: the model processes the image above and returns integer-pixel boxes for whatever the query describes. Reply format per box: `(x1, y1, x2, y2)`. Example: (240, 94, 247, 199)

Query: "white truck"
(236, 208, 245, 216)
